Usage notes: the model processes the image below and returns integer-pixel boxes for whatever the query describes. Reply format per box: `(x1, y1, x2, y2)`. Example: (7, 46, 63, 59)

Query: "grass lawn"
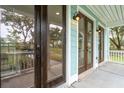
(50, 48, 62, 62)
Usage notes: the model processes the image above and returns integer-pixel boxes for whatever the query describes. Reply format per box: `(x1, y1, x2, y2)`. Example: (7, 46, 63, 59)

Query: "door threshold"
(98, 61, 106, 67)
(78, 68, 94, 81)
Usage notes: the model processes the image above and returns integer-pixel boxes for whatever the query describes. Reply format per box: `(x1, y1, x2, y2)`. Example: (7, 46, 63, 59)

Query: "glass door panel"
(87, 21, 93, 68)
(0, 6, 34, 88)
(101, 30, 104, 61)
(98, 26, 104, 63)
(47, 5, 64, 83)
(78, 17, 85, 73)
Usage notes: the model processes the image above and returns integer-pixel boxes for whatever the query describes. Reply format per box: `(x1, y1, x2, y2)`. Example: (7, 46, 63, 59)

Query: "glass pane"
(0, 6, 34, 88)
(78, 17, 85, 68)
(100, 28, 104, 61)
(98, 27, 104, 62)
(87, 21, 93, 65)
(47, 6, 63, 81)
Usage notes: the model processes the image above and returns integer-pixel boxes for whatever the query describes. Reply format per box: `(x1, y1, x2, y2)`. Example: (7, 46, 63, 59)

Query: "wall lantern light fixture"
(96, 26, 101, 33)
(73, 12, 82, 21)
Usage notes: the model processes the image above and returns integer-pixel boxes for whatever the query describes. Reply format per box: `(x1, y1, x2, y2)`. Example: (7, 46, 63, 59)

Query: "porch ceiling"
(87, 5, 124, 27)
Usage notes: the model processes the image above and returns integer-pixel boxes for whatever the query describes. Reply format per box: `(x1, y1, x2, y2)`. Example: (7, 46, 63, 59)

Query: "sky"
(0, 23, 9, 38)
(0, 23, 32, 42)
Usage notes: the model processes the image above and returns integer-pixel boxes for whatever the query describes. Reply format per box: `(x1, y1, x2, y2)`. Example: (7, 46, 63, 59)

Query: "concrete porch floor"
(70, 62, 124, 88)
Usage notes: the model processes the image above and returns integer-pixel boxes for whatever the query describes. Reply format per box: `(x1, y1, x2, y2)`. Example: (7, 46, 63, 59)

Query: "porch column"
(93, 21, 98, 69)
(66, 5, 71, 86)
(104, 27, 110, 62)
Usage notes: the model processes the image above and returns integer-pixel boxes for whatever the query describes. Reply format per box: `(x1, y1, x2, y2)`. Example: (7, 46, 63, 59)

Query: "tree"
(50, 27, 62, 48)
(110, 26, 124, 50)
(1, 10, 34, 50)
(0, 37, 6, 43)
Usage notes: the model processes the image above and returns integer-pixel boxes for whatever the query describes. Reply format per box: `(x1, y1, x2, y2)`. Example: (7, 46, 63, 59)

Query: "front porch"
(59, 62, 124, 88)
(0, 5, 124, 88)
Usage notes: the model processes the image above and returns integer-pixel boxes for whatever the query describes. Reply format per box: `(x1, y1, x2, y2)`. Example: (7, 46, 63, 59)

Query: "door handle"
(86, 47, 88, 51)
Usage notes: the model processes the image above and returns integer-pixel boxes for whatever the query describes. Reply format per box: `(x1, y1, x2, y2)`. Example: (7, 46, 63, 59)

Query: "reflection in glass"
(47, 6, 63, 81)
(78, 17, 85, 68)
(87, 21, 93, 65)
(99, 27, 104, 62)
(0, 7, 34, 88)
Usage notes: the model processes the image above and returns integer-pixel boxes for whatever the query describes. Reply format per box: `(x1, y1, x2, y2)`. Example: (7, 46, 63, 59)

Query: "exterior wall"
(66, 5, 110, 86)
(70, 6, 78, 76)
(66, 5, 78, 86)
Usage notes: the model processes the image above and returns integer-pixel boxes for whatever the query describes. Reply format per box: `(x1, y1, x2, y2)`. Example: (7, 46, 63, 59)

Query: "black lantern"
(96, 26, 101, 32)
(73, 12, 82, 21)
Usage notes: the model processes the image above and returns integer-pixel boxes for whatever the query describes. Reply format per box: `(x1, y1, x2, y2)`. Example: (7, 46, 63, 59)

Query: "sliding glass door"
(0, 5, 66, 88)
(34, 5, 66, 87)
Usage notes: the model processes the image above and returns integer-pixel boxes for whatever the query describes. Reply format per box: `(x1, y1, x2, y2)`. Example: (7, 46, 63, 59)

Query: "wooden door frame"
(34, 5, 47, 88)
(35, 5, 66, 88)
(98, 26, 104, 63)
(78, 12, 93, 74)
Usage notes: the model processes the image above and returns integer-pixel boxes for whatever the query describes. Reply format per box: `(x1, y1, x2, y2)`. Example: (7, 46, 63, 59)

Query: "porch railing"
(1, 51, 34, 78)
(109, 50, 124, 63)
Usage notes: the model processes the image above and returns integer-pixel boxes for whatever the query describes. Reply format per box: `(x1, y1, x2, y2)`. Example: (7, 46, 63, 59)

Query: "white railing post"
(121, 51, 122, 62)
(109, 50, 124, 63)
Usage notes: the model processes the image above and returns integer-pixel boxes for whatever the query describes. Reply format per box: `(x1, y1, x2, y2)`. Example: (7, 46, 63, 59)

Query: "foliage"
(110, 26, 124, 50)
(1, 9, 34, 50)
(50, 27, 62, 48)
(50, 48, 62, 62)
(0, 37, 6, 43)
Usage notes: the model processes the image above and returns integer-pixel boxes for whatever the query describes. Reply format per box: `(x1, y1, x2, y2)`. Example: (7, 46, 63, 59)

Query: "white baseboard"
(66, 74, 78, 87)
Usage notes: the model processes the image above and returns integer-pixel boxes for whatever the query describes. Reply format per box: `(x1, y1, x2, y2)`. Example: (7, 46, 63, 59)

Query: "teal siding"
(70, 6, 78, 76)
(79, 5, 105, 26)
(104, 28, 109, 61)
(69, 5, 107, 76)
